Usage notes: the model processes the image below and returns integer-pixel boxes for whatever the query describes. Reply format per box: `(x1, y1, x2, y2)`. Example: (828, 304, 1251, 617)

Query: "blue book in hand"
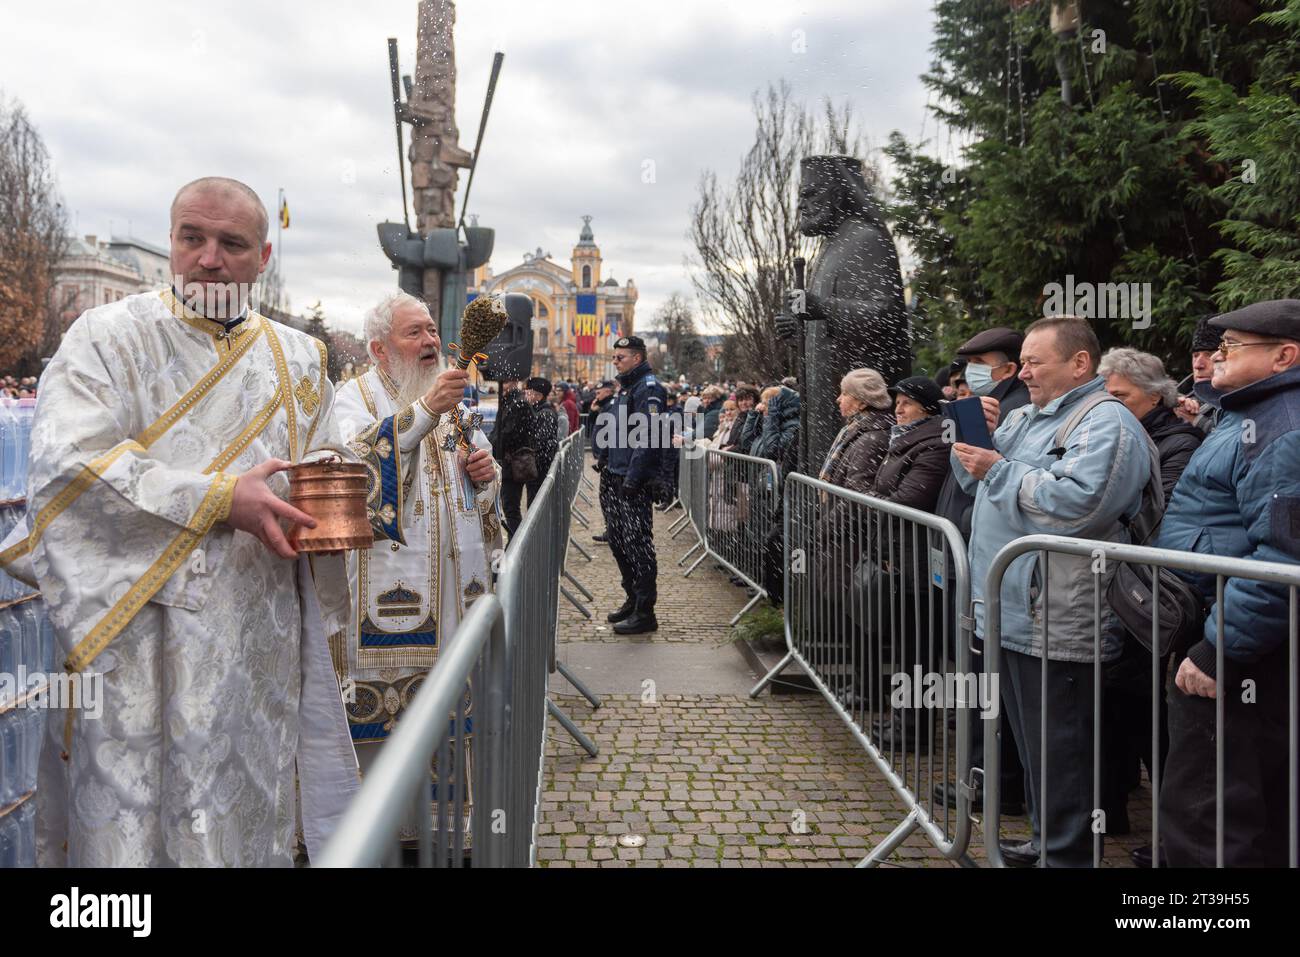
(942, 397, 994, 450)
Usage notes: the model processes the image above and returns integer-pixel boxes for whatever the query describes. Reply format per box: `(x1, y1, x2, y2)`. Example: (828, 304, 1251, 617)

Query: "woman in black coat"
(868, 376, 950, 749)
(872, 378, 951, 511)
(1101, 348, 1204, 498)
(497, 378, 558, 539)
(1098, 348, 1205, 845)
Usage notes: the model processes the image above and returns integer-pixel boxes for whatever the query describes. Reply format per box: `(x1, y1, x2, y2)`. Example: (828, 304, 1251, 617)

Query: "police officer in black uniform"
(594, 336, 668, 634)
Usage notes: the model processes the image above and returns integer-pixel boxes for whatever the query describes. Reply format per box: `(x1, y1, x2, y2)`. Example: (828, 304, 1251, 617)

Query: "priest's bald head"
(169, 176, 272, 320)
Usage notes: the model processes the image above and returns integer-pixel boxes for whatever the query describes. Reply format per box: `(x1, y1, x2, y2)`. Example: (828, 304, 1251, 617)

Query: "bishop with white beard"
(331, 293, 501, 835)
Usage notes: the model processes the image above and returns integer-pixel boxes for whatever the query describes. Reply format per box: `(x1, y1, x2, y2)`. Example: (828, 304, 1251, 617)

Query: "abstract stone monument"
(378, 0, 495, 345)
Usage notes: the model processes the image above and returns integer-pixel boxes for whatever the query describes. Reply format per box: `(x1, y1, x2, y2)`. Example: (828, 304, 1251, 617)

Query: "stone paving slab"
(550, 642, 762, 696)
(539, 460, 1154, 868)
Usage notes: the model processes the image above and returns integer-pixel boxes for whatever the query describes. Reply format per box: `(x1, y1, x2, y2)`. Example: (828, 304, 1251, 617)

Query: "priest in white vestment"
(330, 292, 501, 836)
(0, 178, 465, 867)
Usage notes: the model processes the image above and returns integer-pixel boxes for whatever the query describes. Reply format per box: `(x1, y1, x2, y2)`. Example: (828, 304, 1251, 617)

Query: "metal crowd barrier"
(316, 595, 510, 867)
(680, 447, 780, 625)
(667, 444, 697, 543)
(674, 441, 708, 565)
(518, 429, 602, 761)
(751, 473, 975, 867)
(321, 430, 602, 868)
(982, 534, 1300, 869)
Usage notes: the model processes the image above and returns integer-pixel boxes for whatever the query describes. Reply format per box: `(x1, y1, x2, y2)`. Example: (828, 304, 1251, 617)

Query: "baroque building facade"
(470, 216, 637, 382)
(52, 235, 171, 331)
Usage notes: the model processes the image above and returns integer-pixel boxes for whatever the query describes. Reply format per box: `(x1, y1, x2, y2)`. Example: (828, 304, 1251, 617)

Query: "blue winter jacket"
(1154, 366, 1300, 672)
(750, 387, 800, 463)
(955, 376, 1151, 661)
(600, 360, 668, 489)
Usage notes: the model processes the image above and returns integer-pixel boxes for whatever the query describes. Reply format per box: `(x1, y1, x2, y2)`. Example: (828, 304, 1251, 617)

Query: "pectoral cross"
(441, 407, 484, 453)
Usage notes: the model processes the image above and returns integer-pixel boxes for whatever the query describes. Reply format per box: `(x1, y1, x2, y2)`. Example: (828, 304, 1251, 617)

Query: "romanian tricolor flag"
(279, 197, 290, 229)
(574, 294, 598, 355)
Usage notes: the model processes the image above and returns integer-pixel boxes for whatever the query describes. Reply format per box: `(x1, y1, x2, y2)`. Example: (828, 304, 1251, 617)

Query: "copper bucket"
(287, 459, 373, 553)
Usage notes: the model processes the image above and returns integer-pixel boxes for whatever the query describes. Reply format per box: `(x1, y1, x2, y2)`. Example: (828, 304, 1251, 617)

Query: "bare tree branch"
(685, 81, 878, 382)
(0, 93, 69, 372)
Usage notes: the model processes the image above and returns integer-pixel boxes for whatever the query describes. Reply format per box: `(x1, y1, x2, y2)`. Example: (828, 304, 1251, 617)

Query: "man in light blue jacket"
(953, 316, 1152, 867)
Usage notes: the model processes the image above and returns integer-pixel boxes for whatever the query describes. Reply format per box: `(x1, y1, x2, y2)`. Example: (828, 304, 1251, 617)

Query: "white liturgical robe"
(0, 289, 425, 866)
(331, 368, 502, 821)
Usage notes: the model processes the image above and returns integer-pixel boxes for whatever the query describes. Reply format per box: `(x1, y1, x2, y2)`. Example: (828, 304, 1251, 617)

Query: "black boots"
(606, 597, 636, 623)
(613, 607, 658, 634)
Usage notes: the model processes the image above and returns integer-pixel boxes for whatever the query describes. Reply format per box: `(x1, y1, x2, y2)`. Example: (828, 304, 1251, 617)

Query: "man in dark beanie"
(525, 376, 552, 401)
(1175, 316, 1225, 434)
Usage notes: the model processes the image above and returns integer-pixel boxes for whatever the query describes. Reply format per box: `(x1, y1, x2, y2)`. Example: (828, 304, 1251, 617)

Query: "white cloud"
(1, 0, 933, 337)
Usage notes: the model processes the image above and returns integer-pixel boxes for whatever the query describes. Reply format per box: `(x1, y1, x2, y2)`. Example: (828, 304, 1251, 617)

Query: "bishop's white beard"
(387, 351, 447, 407)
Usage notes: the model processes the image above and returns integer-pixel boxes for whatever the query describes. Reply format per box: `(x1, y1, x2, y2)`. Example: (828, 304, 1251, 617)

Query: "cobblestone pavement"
(558, 474, 749, 643)
(537, 463, 1153, 868)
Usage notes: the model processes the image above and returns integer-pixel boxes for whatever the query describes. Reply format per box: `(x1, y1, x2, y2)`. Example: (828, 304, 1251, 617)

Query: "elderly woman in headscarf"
(818, 368, 894, 493)
(800, 370, 892, 703)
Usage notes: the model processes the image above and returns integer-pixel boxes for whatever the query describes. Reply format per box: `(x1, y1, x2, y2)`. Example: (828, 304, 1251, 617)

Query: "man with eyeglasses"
(1154, 299, 1300, 868)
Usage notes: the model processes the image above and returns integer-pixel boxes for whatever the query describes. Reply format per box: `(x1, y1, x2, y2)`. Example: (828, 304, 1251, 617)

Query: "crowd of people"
(19, 171, 1296, 873)
(0, 376, 37, 399)
(665, 309, 1300, 869)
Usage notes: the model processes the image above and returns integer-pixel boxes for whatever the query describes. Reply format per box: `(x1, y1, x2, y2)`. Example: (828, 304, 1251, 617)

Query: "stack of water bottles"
(0, 395, 52, 868)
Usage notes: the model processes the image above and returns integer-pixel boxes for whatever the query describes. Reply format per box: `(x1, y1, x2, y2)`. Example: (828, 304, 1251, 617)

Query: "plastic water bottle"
(20, 701, 41, 797)
(13, 398, 35, 499)
(0, 505, 15, 603)
(14, 797, 36, 867)
(0, 608, 17, 704)
(37, 603, 55, 674)
(0, 711, 15, 808)
(17, 602, 40, 680)
(0, 399, 14, 500)
(0, 799, 15, 867)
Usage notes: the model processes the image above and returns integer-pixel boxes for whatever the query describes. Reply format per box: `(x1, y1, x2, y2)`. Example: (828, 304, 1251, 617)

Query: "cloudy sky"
(1, 0, 939, 336)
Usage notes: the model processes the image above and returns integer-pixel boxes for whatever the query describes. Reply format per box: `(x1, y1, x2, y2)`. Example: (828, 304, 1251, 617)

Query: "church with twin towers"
(470, 216, 639, 383)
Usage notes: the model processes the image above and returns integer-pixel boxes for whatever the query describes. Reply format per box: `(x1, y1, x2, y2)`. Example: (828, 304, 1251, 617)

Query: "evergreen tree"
(890, 0, 1291, 376)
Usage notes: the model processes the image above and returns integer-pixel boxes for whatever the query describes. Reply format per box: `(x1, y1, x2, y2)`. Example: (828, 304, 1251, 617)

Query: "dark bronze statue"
(776, 155, 910, 472)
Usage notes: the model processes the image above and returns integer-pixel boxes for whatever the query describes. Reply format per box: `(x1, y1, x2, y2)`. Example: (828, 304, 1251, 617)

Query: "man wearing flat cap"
(593, 335, 669, 633)
(936, 326, 1031, 539)
(1153, 298, 1300, 867)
